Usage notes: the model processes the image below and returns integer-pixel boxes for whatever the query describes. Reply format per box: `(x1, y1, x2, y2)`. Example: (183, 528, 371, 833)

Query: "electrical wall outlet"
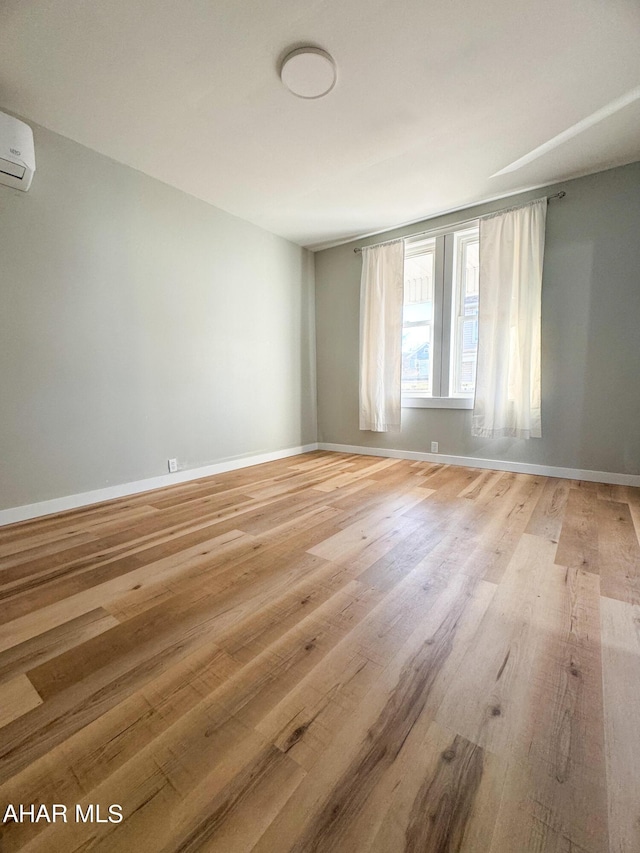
(168, 458, 178, 473)
(431, 441, 439, 453)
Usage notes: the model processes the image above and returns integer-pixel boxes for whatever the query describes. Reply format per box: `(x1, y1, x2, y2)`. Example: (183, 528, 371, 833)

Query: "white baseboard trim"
(4, 440, 637, 527)
(0, 443, 320, 527)
(318, 442, 640, 487)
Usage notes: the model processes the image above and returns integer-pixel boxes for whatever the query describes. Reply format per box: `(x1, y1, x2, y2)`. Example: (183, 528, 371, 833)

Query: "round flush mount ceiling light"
(280, 47, 336, 99)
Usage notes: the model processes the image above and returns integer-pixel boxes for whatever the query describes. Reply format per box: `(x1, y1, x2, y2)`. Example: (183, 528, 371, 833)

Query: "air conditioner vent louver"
(0, 112, 35, 191)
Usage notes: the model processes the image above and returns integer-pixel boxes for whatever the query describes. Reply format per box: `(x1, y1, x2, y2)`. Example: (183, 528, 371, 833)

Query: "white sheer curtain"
(359, 239, 405, 432)
(472, 198, 546, 439)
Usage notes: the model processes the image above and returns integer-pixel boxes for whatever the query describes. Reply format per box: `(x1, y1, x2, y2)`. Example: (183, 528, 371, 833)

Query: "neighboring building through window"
(401, 224, 479, 402)
(402, 240, 434, 394)
(451, 229, 479, 395)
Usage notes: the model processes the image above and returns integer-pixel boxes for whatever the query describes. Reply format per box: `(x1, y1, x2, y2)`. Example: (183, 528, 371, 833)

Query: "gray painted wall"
(315, 162, 640, 475)
(0, 121, 317, 510)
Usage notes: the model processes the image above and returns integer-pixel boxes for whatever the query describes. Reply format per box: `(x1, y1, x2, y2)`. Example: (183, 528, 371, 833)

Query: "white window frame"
(401, 222, 479, 410)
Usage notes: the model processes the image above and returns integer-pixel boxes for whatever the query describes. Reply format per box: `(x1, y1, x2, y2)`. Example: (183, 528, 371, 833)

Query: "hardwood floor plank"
(0, 643, 241, 853)
(0, 529, 255, 652)
(38, 572, 390, 849)
(600, 595, 640, 853)
(435, 533, 555, 754)
(368, 722, 504, 853)
(0, 546, 372, 786)
(457, 468, 504, 500)
(631, 502, 640, 545)
(555, 487, 599, 574)
(472, 474, 545, 583)
(0, 530, 99, 569)
(489, 756, 599, 853)
(154, 744, 306, 853)
(399, 472, 543, 585)
(307, 487, 432, 561)
(0, 674, 42, 728)
(0, 500, 158, 547)
(1, 580, 393, 849)
(406, 465, 483, 504)
(256, 566, 495, 775)
(250, 572, 491, 853)
(104, 504, 344, 622)
(486, 563, 608, 853)
(438, 540, 608, 852)
(0, 607, 119, 686)
(10, 715, 265, 853)
(288, 452, 354, 471)
(355, 513, 449, 593)
(0, 522, 256, 622)
(596, 499, 640, 604)
(524, 476, 570, 541)
(311, 457, 401, 492)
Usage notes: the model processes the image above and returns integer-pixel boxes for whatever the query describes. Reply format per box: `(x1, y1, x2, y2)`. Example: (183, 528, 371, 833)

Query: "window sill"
(402, 396, 474, 410)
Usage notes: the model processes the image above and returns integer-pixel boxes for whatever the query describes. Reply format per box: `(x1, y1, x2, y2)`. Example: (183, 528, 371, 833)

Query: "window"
(451, 230, 480, 396)
(402, 239, 435, 394)
(401, 224, 479, 408)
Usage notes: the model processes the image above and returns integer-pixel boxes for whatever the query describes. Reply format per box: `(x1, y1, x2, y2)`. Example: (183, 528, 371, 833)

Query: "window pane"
(402, 249, 434, 394)
(451, 231, 479, 395)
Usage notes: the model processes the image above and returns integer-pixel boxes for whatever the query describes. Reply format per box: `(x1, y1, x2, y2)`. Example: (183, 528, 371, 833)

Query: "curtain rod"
(353, 191, 566, 253)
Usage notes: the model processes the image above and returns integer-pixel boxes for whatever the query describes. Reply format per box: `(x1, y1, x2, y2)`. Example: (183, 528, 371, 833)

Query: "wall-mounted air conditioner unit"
(0, 111, 35, 191)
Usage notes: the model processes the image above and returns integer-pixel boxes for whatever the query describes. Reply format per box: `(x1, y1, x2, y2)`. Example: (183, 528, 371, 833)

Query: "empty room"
(1, 1, 639, 851)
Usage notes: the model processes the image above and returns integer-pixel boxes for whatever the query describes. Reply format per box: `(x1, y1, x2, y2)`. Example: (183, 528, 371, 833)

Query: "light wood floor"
(1, 452, 639, 852)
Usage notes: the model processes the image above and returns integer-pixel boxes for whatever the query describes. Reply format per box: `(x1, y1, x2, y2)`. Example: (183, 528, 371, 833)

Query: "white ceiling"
(1, 0, 639, 249)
